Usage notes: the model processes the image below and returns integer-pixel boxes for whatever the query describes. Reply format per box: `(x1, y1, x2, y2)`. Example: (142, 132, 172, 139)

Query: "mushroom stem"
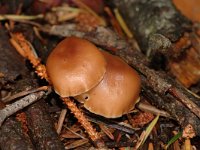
(62, 97, 107, 148)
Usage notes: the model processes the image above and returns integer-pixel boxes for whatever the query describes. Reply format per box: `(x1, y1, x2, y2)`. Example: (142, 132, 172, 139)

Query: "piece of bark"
(0, 28, 27, 90)
(0, 117, 35, 150)
(168, 35, 200, 87)
(25, 100, 65, 150)
(112, 0, 191, 53)
(41, 24, 128, 53)
(0, 29, 35, 149)
(112, 0, 200, 87)
(40, 24, 200, 136)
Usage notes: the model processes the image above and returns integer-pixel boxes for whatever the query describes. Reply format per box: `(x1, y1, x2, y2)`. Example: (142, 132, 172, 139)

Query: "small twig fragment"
(137, 102, 171, 118)
(99, 124, 115, 140)
(168, 87, 200, 119)
(65, 138, 89, 150)
(104, 7, 124, 37)
(56, 109, 67, 134)
(2, 86, 49, 103)
(0, 91, 47, 126)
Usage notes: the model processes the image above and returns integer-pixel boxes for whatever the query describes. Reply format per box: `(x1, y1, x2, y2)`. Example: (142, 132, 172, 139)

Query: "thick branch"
(25, 100, 65, 150)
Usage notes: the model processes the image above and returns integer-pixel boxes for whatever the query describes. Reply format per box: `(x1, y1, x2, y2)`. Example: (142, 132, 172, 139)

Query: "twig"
(136, 102, 171, 118)
(168, 87, 200, 119)
(0, 14, 43, 21)
(63, 125, 86, 139)
(83, 110, 136, 134)
(113, 8, 133, 38)
(0, 90, 47, 126)
(65, 138, 89, 150)
(104, 7, 124, 37)
(99, 124, 115, 140)
(2, 86, 49, 103)
(105, 141, 136, 148)
(56, 109, 67, 134)
(26, 100, 65, 149)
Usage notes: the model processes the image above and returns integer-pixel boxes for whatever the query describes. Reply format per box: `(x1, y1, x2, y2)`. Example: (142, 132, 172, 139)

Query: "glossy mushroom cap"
(46, 37, 107, 97)
(75, 51, 141, 118)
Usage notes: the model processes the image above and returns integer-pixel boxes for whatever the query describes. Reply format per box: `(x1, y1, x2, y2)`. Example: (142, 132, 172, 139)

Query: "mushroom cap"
(75, 51, 141, 118)
(46, 37, 107, 97)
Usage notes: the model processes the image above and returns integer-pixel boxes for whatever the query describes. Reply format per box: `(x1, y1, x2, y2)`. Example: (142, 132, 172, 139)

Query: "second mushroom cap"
(75, 51, 141, 118)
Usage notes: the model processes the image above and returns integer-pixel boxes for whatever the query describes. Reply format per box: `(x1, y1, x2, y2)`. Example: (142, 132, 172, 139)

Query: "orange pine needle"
(62, 97, 106, 148)
(104, 7, 124, 37)
(9, 33, 49, 80)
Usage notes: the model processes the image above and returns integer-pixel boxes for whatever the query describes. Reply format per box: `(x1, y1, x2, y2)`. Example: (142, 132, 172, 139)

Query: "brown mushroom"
(46, 37, 107, 97)
(75, 51, 141, 118)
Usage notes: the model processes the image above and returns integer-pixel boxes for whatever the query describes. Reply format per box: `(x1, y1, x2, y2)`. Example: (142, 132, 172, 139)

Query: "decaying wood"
(40, 24, 200, 136)
(112, 0, 200, 88)
(0, 80, 64, 149)
(169, 36, 200, 87)
(112, 0, 192, 53)
(26, 100, 65, 150)
(0, 118, 35, 150)
(0, 28, 27, 90)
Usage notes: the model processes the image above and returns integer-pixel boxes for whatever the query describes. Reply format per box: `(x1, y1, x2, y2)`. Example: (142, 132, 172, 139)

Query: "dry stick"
(0, 91, 46, 126)
(62, 97, 106, 148)
(136, 102, 171, 118)
(56, 109, 67, 134)
(83, 110, 136, 134)
(168, 87, 200, 119)
(2, 86, 49, 103)
(65, 139, 89, 150)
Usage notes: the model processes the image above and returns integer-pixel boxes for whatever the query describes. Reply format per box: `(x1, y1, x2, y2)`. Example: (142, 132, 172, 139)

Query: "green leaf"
(141, 115, 160, 146)
(165, 131, 182, 149)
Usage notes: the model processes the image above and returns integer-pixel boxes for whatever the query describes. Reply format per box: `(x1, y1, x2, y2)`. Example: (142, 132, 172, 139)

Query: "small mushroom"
(75, 51, 141, 118)
(46, 37, 107, 97)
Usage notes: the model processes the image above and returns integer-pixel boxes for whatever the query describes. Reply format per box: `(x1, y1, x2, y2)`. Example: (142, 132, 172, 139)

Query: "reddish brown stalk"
(62, 97, 106, 148)
(10, 33, 49, 80)
(104, 7, 124, 37)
